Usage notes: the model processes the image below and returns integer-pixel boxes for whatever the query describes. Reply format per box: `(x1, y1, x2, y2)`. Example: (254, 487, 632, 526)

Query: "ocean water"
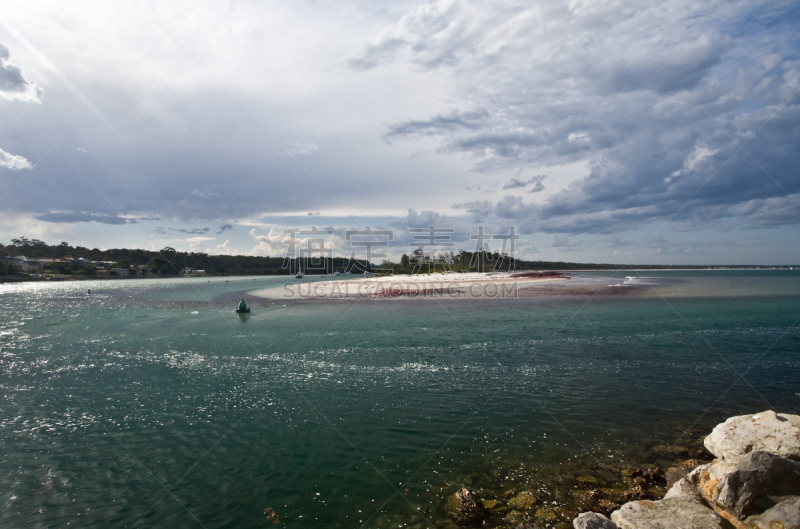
(0, 271, 798, 528)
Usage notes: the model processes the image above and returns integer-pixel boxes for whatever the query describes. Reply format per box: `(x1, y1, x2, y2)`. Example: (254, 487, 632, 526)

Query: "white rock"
(704, 410, 800, 465)
(613, 497, 727, 529)
(707, 459, 736, 482)
(664, 478, 705, 503)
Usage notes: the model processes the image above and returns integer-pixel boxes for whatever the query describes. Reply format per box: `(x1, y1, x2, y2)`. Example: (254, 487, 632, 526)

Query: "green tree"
(1, 260, 22, 275)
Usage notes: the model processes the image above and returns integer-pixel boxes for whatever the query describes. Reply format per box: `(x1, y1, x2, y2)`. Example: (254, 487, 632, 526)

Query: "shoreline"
(0, 266, 796, 284)
(259, 271, 574, 301)
(437, 410, 800, 528)
(248, 271, 674, 302)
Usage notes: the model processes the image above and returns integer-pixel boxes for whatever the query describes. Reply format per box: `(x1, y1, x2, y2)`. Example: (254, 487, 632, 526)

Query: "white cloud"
(248, 226, 356, 259)
(207, 239, 239, 255)
(0, 148, 33, 171)
(190, 188, 221, 198)
(0, 42, 43, 103)
(249, 228, 297, 257)
(280, 142, 320, 156)
(186, 236, 215, 246)
(0, 1, 798, 264)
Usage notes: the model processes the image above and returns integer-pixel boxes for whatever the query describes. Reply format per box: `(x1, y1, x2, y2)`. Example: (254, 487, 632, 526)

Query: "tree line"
(1, 237, 725, 277)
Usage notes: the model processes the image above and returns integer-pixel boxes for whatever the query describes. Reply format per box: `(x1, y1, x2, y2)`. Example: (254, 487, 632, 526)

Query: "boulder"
(573, 511, 617, 529)
(667, 460, 708, 488)
(714, 451, 800, 519)
(664, 478, 705, 503)
(445, 487, 488, 526)
(696, 460, 736, 504)
(749, 497, 800, 529)
(707, 460, 736, 482)
(704, 411, 800, 465)
(611, 497, 728, 529)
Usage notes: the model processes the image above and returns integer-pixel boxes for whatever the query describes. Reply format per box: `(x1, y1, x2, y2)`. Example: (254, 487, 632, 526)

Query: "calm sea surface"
(1, 271, 798, 528)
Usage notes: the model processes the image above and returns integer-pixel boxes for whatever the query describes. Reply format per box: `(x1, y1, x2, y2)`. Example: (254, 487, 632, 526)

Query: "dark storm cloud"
(171, 227, 209, 234)
(384, 110, 487, 140)
(3, 0, 799, 250)
(596, 36, 730, 95)
(503, 175, 545, 192)
(362, 0, 800, 234)
(345, 1, 463, 71)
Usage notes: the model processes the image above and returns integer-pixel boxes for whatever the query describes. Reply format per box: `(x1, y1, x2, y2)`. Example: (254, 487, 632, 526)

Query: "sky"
(0, 0, 799, 265)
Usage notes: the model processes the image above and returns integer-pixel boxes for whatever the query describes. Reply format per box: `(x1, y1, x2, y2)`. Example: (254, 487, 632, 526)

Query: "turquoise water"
(1, 271, 798, 528)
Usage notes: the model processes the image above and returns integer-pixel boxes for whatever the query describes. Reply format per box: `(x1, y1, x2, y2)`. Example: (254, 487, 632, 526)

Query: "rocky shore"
(440, 411, 800, 529)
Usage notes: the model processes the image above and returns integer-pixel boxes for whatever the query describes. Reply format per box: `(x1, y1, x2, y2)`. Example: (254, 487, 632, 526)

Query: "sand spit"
(281, 271, 570, 300)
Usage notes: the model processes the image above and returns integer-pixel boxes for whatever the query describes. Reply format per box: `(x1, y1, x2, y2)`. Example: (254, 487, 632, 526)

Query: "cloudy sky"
(1, 0, 798, 264)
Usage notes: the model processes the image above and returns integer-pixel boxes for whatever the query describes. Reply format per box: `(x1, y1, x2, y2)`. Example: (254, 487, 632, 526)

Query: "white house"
(111, 268, 130, 278)
(3, 256, 42, 271)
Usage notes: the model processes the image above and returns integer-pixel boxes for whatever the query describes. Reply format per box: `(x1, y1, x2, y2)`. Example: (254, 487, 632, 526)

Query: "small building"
(3, 255, 42, 271)
(18, 256, 43, 270)
(2, 256, 24, 271)
(111, 268, 130, 278)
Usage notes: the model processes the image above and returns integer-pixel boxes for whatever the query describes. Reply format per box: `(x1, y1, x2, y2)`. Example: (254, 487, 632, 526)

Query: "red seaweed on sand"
(511, 270, 570, 279)
(373, 287, 452, 297)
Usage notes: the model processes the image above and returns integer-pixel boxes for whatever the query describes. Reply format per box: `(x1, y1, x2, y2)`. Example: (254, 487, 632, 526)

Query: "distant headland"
(1, 237, 795, 281)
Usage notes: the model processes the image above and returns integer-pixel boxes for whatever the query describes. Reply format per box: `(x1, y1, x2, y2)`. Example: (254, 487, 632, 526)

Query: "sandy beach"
(273, 270, 571, 300)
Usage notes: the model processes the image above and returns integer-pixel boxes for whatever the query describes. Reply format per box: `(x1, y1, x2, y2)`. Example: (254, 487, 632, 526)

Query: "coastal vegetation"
(0, 261, 21, 276)
(1, 237, 790, 278)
